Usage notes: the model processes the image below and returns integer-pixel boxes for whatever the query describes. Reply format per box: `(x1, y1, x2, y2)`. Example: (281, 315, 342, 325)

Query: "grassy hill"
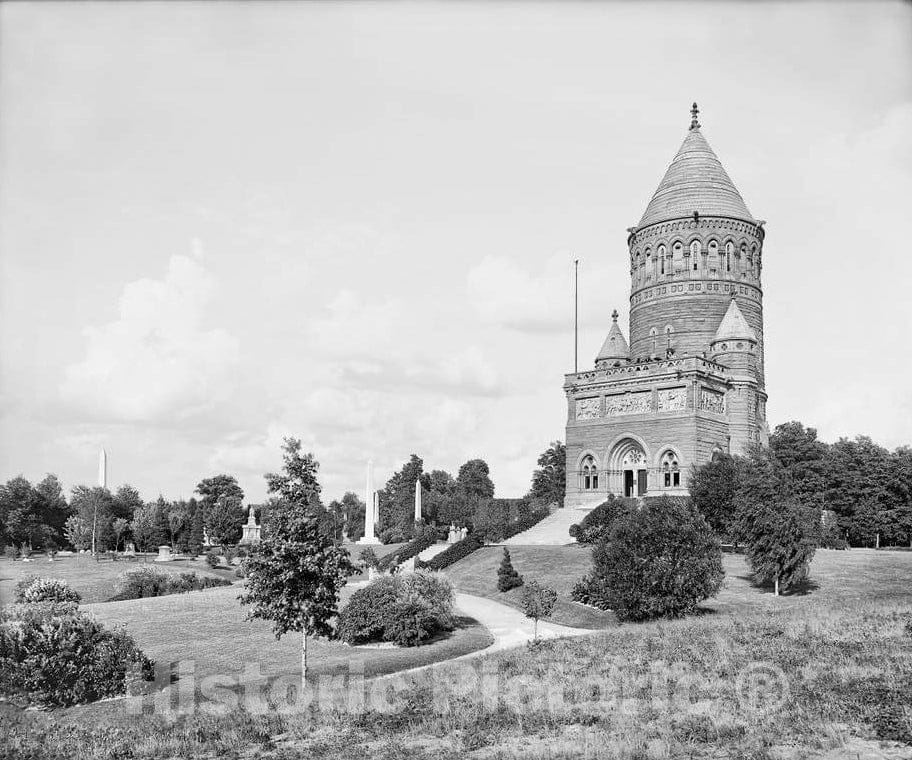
(3, 549, 911, 759)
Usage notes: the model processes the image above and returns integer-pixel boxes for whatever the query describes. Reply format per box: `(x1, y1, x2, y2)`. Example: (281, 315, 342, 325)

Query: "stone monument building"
(564, 105, 769, 508)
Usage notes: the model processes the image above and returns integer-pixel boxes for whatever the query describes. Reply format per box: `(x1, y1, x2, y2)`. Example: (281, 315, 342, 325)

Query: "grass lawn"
(0, 555, 233, 605)
(77, 582, 492, 686)
(444, 544, 616, 628)
(442, 544, 912, 629)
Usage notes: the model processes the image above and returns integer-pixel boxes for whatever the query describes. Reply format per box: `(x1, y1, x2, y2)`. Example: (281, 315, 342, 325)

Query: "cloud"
(60, 250, 239, 423)
(467, 252, 617, 334)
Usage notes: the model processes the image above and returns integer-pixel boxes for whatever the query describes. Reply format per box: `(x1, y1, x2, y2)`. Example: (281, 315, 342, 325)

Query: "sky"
(1, 1, 910, 504)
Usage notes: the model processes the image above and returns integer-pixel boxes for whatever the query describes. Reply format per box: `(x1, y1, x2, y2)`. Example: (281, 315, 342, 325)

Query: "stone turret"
(595, 310, 629, 368)
(710, 297, 757, 374)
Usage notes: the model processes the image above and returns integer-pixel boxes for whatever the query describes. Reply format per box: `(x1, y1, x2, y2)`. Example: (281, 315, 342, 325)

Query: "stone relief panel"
(700, 389, 726, 414)
(605, 391, 652, 416)
(657, 387, 687, 412)
(575, 397, 600, 420)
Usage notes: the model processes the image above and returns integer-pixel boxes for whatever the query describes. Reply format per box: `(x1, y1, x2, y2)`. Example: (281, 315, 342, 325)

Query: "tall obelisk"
(98, 448, 107, 489)
(414, 479, 422, 522)
(359, 459, 380, 544)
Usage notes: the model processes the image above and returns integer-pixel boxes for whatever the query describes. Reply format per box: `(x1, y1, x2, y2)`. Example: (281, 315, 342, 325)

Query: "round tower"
(626, 104, 765, 391)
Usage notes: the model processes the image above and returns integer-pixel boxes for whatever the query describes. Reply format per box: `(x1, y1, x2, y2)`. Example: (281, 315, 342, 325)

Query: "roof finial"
(611, 309, 619, 322)
(690, 102, 700, 130)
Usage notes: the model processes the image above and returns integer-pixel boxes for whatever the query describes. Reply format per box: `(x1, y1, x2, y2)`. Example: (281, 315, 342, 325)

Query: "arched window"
(664, 325, 674, 356)
(650, 327, 658, 355)
(725, 242, 734, 272)
(672, 242, 683, 273)
(707, 240, 719, 271)
(661, 451, 680, 488)
(689, 240, 701, 271)
(580, 455, 598, 490)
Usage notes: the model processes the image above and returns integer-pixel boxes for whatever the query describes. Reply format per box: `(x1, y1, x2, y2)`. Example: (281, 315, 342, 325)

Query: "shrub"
(496, 548, 524, 592)
(358, 547, 380, 570)
(112, 567, 231, 600)
(235, 564, 246, 578)
(571, 496, 631, 544)
(418, 532, 484, 571)
(14, 576, 81, 605)
(205, 550, 222, 568)
(0, 603, 154, 707)
(336, 571, 454, 646)
(380, 527, 408, 545)
(573, 496, 723, 621)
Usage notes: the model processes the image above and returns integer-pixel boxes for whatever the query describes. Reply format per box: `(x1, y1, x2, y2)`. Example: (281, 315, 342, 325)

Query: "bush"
(205, 550, 222, 568)
(235, 564, 246, 578)
(572, 496, 723, 621)
(418, 532, 484, 571)
(14, 576, 81, 605)
(0, 603, 154, 706)
(570, 496, 632, 544)
(496, 548, 524, 592)
(112, 567, 231, 600)
(336, 571, 455, 646)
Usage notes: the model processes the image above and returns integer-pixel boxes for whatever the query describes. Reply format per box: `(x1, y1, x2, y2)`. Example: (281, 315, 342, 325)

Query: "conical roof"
(638, 106, 753, 228)
(597, 310, 629, 362)
(713, 298, 757, 343)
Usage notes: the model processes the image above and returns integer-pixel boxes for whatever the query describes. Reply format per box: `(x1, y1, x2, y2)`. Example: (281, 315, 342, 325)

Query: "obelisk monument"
(414, 479, 422, 522)
(359, 459, 380, 544)
(98, 448, 107, 489)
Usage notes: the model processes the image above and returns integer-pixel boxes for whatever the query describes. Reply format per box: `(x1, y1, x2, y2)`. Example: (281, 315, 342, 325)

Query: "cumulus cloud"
(60, 250, 239, 422)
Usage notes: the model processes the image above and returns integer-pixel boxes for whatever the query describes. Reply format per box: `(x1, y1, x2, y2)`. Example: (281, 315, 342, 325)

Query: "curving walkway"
(454, 592, 593, 652)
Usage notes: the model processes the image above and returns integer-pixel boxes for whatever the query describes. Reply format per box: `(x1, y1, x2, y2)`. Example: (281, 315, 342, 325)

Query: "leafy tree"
(689, 453, 745, 538)
(34, 474, 69, 540)
(575, 496, 724, 621)
(377, 455, 427, 538)
(0, 477, 42, 549)
(529, 441, 566, 507)
(735, 448, 818, 595)
(457, 459, 495, 503)
(825, 436, 892, 546)
(205, 495, 245, 550)
(64, 515, 92, 559)
(70, 486, 114, 553)
(189, 501, 205, 555)
(885, 446, 912, 547)
(424, 470, 457, 525)
(240, 439, 355, 691)
(196, 474, 245, 513)
(130, 504, 157, 552)
(111, 484, 143, 522)
(331, 492, 365, 542)
(151, 496, 171, 548)
(111, 518, 130, 552)
(521, 580, 557, 641)
(769, 422, 828, 508)
(496, 548, 524, 592)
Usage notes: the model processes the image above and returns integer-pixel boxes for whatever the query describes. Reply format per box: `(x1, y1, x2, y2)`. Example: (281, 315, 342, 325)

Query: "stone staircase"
(416, 542, 450, 562)
(501, 508, 588, 546)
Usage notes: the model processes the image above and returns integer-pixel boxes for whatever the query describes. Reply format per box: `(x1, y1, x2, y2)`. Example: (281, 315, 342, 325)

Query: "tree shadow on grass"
(736, 573, 820, 596)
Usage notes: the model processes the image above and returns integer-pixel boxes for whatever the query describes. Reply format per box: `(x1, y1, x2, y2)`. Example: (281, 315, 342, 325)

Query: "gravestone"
(124, 542, 136, 556)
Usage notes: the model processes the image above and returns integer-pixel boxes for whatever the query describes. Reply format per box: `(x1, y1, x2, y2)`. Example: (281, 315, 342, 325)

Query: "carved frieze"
(657, 387, 687, 412)
(575, 397, 600, 420)
(605, 391, 652, 416)
(700, 389, 726, 414)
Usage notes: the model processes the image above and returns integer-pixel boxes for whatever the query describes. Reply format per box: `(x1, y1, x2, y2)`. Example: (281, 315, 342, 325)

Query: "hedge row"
(417, 532, 485, 571)
(110, 567, 232, 601)
(376, 529, 440, 571)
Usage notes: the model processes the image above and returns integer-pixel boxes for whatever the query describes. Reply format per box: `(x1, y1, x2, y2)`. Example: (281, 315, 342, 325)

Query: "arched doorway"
(610, 439, 649, 497)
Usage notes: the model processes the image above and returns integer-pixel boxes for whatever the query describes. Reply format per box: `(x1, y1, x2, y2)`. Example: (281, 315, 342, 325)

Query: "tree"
(768, 422, 828, 508)
(497, 548, 524, 592)
(425, 470, 457, 525)
(151, 496, 171, 548)
(377, 455, 426, 539)
(0, 477, 42, 549)
(111, 518, 130, 552)
(689, 453, 745, 538)
(196, 474, 245, 512)
(885, 446, 912, 547)
(735, 449, 818, 595)
(825, 436, 891, 546)
(130, 504, 156, 552)
(575, 496, 724, 621)
(240, 439, 355, 692)
(205, 495, 245, 550)
(34, 474, 69, 541)
(189, 501, 205, 555)
(64, 515, 92, 560)
(521, 580, 557, 641)
(334, 492, 365, 542)
(70, 486, 114, 554)
(529, 441, 566, 507)
(111, 485, 143, 523)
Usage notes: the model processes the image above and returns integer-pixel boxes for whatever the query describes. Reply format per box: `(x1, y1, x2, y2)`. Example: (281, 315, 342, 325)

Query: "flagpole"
(574, 259, 579, 374)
